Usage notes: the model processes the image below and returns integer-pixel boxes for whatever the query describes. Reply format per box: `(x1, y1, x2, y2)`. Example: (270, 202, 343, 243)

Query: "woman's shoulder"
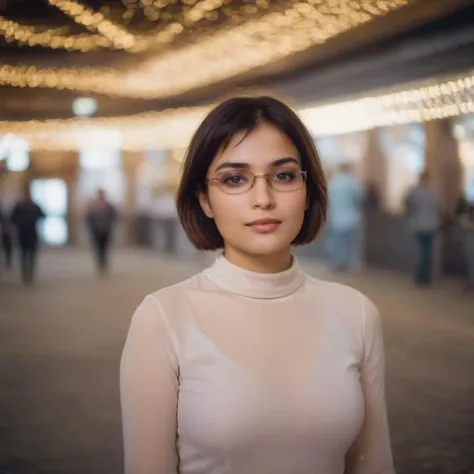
(135, 270, 212, 321)
(127, 273, 203, 342)
(302, 276, 382, 349)
(303, 274, 379, 320)
(145, 271, 202, 302)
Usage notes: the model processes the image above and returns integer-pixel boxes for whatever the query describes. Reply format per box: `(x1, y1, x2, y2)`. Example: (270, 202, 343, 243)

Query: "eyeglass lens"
(215, 169, 305, 194)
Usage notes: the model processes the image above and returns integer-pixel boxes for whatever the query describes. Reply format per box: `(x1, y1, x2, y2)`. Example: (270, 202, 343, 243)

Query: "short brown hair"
(176, 96, 327, 250)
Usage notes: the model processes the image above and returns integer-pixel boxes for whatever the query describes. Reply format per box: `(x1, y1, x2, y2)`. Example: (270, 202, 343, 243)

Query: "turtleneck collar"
(203, 254, 305, 299)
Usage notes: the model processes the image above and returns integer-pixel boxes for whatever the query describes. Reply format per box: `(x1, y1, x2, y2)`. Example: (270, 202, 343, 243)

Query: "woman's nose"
(250, 176, 276, 209)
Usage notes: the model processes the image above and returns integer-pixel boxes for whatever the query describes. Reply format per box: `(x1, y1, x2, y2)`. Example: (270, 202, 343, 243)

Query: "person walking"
(404, 171, 439, 286)
(326, 162, 364, 271)
(1, 217, 14, 269)
(86, 189, 117, 275)
(10, 186, 45, 284)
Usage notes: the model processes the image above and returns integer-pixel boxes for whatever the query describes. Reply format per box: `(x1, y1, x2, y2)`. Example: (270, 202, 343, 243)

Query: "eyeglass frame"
(205, 168, 308, 194)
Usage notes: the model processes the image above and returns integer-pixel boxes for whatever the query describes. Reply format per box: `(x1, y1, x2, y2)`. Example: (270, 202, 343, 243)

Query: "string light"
(0, 64, 123, 94)
(301, 72, 474, 135)
(140, 0, 172, 22)
(46, 0, 235, 53)
(130, 0, 395, 98)
(0, 15, 112, 51)
(0, 106, 209, 152)
(44, 0, 260, 52)
(122, 0, 139, 23)
(1, 0, 413, 97)
(0, 0, 267, 69)
(1, 70, 473, 152)
(47, 0, 138, 51)
(133, 0, 271, 50)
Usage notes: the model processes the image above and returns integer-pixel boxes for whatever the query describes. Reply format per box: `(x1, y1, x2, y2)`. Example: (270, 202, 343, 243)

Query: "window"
(79, 147, 121, 170)
(379, 124, 425, 212)
(30, 179, 68, 246)
(453, 114, 474, 202)
(77, 148, 125, 206)
(0, 134, 30, 172)
(315, 132, 367, 178)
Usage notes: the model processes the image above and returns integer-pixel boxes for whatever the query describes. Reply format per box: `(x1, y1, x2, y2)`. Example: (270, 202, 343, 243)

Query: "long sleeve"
(120, 295, 180, 474)
(345, 296, 395, 474)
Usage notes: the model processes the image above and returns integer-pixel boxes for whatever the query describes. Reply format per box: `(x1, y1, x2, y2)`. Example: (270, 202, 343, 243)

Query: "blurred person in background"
(1, 215, 13, 269)
(10, 185, 45, 284)
(364, 179, 381, 213)
(455, 193, 469, 216)
(120, 96, 394, 474)
(404, 171, 439, 286)
(86, 188, 117, 275)
(326, 162, 364, 272)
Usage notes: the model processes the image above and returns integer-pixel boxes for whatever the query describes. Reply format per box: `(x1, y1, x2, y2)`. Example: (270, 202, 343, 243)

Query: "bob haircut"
(176, 96, 327, 251)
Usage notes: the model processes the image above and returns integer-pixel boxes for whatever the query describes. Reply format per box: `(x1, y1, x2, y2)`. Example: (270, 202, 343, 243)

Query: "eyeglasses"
(206, 168, 307, 195)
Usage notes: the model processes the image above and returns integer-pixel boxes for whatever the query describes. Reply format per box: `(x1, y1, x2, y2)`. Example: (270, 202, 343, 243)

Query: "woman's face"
(199, 122, 307, 264)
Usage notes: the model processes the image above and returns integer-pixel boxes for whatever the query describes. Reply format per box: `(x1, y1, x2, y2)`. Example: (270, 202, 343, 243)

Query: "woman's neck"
(223, 246, 292, 274)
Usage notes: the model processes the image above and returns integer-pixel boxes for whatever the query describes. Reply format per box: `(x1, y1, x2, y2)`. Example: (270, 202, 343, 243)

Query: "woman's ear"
(198, 190, 214, 219)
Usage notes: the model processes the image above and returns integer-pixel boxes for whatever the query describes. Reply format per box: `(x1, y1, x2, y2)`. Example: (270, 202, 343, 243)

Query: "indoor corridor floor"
(0, 247, 473, 474)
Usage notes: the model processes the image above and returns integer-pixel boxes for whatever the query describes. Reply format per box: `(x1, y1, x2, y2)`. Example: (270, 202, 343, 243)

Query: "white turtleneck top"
(120, 255, 395, 474)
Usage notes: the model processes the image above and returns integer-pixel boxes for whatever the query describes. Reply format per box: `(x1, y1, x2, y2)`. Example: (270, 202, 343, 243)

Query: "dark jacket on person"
(11, 201, 45, 247)
(86, 201, 117, 236)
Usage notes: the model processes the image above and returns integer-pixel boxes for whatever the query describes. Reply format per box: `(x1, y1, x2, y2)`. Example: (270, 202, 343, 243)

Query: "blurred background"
(0, 0, 473, 473)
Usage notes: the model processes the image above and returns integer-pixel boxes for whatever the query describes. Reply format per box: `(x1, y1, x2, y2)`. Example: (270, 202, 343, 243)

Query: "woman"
(120, 96, 395, 474)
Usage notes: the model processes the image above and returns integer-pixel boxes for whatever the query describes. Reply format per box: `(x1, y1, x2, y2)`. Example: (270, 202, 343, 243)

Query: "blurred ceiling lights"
(1, 0, 283, 53)
(0, 0, 412, 98)
(1, 70, 473, 152)
(47, 0, 138, 50)
(72, 96, 98, 117)
(0, 17, 110, 51)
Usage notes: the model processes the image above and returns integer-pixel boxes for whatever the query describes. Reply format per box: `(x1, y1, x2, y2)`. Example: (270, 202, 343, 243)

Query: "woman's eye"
(274, 170, 297, 181)
(220, 172, 248, 186)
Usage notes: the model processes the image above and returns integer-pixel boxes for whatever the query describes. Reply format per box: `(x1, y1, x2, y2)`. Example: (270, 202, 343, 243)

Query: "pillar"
(167, 148, 185, 191)
(64, 152, 80, 245)
(424, 118, 463, 217)
(424, 118, 463, 278)
(363, 128, 387, 207)
(122, 150, 143, 245)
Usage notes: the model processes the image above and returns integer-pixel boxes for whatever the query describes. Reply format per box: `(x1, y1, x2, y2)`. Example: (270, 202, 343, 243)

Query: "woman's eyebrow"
(271, 157, 300, 167)
(214, 161, 249, 172)
(214, 157, 300, 173)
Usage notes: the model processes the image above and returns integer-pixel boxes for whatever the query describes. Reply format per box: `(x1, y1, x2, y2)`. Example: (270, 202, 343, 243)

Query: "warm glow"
(1, 70, 473, 152)
(47, 0, 137, 50)
(301, 73, 474, 135)
(0, 16, 110, 51)
(0, 0, 412, 97)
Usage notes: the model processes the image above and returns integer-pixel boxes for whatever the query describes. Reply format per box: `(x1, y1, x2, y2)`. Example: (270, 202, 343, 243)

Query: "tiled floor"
(0, 247, 473, 474)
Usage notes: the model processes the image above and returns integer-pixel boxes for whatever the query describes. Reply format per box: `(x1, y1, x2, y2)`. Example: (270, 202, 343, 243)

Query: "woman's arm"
(120, 295, 179, 474)
(345, 297, 395, 474)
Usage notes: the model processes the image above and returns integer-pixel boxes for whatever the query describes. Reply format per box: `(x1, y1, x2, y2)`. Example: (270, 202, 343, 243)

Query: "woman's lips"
(246, 219, 281, 234)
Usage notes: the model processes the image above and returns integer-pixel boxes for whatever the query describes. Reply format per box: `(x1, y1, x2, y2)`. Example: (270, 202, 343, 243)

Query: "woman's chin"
(235, 239, 292, 258)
